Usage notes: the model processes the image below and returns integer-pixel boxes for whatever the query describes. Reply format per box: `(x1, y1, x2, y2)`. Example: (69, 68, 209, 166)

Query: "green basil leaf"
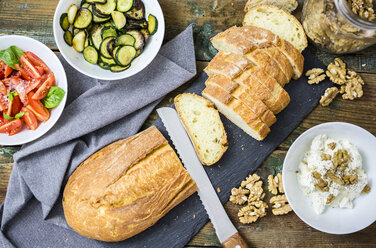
(0, 48, 18, 69)
(3, 112, 14, 121)
(8, 92, 13, 102)
(10, 46, 24, 61)
(13, 91, 18, 96)
(14, 112, 24, 119)
(42, 86, 66, 108)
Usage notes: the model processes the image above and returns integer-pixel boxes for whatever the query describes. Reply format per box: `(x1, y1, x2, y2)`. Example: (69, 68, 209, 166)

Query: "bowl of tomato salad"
(0, 35, 67, 145)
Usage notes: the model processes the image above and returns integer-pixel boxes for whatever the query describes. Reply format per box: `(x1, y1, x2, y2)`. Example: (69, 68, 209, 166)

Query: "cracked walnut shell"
(320, 87, 339, 107)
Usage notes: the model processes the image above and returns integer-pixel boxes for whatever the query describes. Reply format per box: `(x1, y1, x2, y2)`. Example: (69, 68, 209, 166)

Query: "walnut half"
(270, 194, 292, 215)
(306, 68, 326, 84)
(238, 201, 268, 224)
(320, 87, 339, 107)
(267, 173, 284, 194)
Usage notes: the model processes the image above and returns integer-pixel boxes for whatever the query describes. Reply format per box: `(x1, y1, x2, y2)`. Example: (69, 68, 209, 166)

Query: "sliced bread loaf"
(262, 46, 294, 82)
(174, 93, 228, 166)
(243, 5, 307, 52)
(205, 74, 276, 127)
(244, 0, 298, 13)
(202, 84, 270, 141)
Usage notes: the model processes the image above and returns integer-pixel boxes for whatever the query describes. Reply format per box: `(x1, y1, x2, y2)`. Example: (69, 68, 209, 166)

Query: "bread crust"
(263, 46, 294, 83)
(174, 93, 228, 166)
(63, 126, 197, 242)
(275, 39, 304, 79)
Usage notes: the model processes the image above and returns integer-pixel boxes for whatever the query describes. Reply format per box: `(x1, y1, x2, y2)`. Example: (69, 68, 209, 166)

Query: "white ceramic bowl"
(0, 35, 68, 146)
(283, 122, 376, 234)
(53, 0, 165, 81)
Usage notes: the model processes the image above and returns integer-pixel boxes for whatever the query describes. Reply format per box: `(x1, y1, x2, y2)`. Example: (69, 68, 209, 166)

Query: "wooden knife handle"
(222, 232, 249, 248)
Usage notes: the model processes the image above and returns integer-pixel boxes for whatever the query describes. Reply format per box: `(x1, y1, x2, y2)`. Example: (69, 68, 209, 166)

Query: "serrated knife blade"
(157, 107, 248, 248)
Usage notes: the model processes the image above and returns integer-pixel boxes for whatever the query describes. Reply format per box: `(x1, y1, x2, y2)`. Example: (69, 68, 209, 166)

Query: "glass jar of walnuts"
(302, 0, 376, 54)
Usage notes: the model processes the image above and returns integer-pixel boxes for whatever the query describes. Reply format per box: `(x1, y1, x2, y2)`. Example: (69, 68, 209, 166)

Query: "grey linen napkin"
(0, 24, 196, 248)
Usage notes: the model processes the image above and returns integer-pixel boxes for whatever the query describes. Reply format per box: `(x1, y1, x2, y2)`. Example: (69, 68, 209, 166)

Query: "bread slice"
(210, 25, 277, 55)
(204, 51, 252, 79)
(244, 0, 298, 13)
(205, 74, 276, 127)
(245, 49, 289, 86)
(174, 93, 228, 166)
(210, 25, 303, 79)
(243, 5, 307, 52)
(262, 46, 294, 82)
(202, 84, 270, 141)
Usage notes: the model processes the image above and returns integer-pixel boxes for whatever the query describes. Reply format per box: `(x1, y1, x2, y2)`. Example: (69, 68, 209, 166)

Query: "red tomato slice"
(4, 65, 13, 78)
(26, 78, 43, 93)
(27, 92, 50, 122)
(20, 55, 41, 79)
(15, 64, 32, 81)
(32, 72, 55, 100)
(0, 118, 23, 135)
(25, 51, 49, 72)
(21, 107, 38, 130)
(35, 66, 44, 75)
(10, 95, 22, 116)
(0, 114, 8, 126)
(0, 82, 6, 95)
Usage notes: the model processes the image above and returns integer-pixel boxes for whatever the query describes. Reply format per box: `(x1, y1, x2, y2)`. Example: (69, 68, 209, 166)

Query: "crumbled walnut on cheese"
(326, 58, 347, 85)
(321, 153, 332, 161)
(328, 142, 336, 150)
(342, 174, 358, 185)
(312, 171, 321, 179)
(315, 178, 329, 192)
(333, 149, 350, 168)
(267, 173, 284, 195)
(306, 68, 326, 84)
(320, 87, 339, 107)
(328, 173, 344, 185)
(248, 180, 265, 202)
(363, 185, 371, 194)
(326, 194, 335, 204)
(270, 194, 292, 215)
(229, 187, 249, 205)
(238, 201, 268, 224)
(341, 70, 364, 100)
(241, 173, 260, 190)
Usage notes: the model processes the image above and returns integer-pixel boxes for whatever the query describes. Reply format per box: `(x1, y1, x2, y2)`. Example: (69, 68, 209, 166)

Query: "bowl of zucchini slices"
(53, 0, 164, 80)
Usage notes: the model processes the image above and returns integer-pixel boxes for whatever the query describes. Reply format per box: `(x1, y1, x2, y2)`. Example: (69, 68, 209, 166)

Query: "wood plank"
(1, 0, 376, 71)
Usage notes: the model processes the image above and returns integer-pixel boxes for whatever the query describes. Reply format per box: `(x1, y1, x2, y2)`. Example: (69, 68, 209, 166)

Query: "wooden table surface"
(1, 0, 376, 247)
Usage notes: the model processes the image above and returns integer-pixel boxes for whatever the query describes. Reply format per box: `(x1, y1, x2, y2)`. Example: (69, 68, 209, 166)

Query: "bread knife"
(157, 107, 248, 248)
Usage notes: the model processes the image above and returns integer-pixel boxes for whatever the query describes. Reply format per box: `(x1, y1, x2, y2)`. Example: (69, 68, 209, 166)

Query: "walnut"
(326, 194, 335, 204)
(328, 142, 337, 150)
(320, 87, 339, 107)
(267, 173, 284, 194)
(338, 163, 348, 171)
(342, 174, 358, 185)
(248, 180, 265, 202)
(326, 58, 346, 85)
(238, 201, 268, 224)
(241, 173, 260, 190)
(349, 0, 376, 21)
(333, 149, 350, 168)
(230, 187, 249, 205)
(328, 174, 344, 185)
(341, 70, 364, 100)
(321, 153, 332, 161)
(306, 68, 326, 84)
(363, 185, 371, 194)
(312, 171, 321, 179)
(315, 178, 329, 192)
(270, 194, 292, 215)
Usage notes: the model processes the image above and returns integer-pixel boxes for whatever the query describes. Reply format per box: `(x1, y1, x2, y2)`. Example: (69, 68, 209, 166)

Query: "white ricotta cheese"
(297, 134, 367, 214)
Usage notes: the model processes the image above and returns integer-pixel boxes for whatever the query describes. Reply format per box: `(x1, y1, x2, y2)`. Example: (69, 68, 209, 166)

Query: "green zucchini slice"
(72, 30, 87, 52)
(112, 46, 121, 60)
(100, 37, 115, 58)
(110, 64, 130, 72)
(81, 2, 91, 8)
(117, 0, 133, 12)
(101, 26, 118, 39)
(98, 60, 110, 70)
(67, 4, 78, 24)
(116, 45, 136, 66)
(83, 46, 98, 64)
(74, 8, 93, 29)
(107, 39, 116, 56)
(91, 25, 104, 50)
(93, 14, 111, 23)
(100, 56, 117, 65)
(86, 0, 107, 3)
(115, 34, 135, 46)
(126, 30, 144, 50)
(147, 14, 158, 35)
(140, 28, 150, 43)
(111, 11, 126, 29)
(60, 13, 70, 31)
(125, 0, 145, 20)
(94, 0, 116, 16)
(125, 18, 147, 30)
(64, 30, 73, 46)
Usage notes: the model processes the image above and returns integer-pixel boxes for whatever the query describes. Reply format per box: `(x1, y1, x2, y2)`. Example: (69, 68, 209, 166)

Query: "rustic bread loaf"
(262, 46, 294, 82)
(243, 5, 307, 52)
(244, 0, 298, 13)
(63, 126, 197, 242)
(202, 84, 270, 141)
(174, 93, 228, 166)
(210, 25, 304, 79)
(205, 74, 276, 127)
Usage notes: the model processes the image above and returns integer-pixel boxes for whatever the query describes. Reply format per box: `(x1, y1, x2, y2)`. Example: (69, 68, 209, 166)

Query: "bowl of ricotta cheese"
(283, 122, 376, 234)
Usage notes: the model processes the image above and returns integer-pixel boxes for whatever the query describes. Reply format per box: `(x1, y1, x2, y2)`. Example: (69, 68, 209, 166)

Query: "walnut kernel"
(306, 68, 326, 84)
(326, 194, 335, 204)
(328, 142, 337, 150)
(241, 173, 260, 189)
(270, 194, 292, 215)
(326, 58, 347, 85)
(363, 185, 371, 193)
(320, 87, 339, 107)
(230, 187, 249, 205)
(238, 201, 268, 223)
